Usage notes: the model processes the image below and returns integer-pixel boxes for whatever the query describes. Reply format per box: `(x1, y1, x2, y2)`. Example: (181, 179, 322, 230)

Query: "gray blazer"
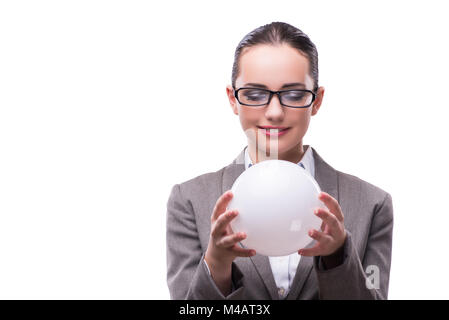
(166, 146, 393, 300)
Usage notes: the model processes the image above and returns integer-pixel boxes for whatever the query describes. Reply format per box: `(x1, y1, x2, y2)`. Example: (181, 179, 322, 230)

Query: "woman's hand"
(298, 191, 347, 257)
(204, 190, 256, 295)
(205, 190, 256, 266)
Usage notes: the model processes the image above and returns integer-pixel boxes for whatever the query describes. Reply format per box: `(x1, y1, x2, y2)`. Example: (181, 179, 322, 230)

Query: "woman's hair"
(231, 21, 319, 92)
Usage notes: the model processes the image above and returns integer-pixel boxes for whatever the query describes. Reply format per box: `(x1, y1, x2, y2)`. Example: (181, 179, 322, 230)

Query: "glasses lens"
(238, 89, 270, 105)
(280, 90, 313, 107)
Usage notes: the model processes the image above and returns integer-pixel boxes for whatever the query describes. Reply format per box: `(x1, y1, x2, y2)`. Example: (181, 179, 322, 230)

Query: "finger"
(211, 190, 234, 221)
(211, 209, 238, 238)
(231, 245, 256, 257)
(308, 228, 332, 243)
(314, 207, 340, 231)
(318, 192, 344, 222)
(217, 231, 246, 248)
(298, 243, 321, 257)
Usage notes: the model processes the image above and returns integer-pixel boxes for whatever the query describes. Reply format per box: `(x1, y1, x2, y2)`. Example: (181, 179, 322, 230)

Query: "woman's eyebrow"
(244, 82, 305, 89)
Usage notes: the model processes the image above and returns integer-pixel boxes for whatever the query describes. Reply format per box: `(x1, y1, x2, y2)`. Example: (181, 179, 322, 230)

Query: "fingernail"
(251, 250, 256, 256)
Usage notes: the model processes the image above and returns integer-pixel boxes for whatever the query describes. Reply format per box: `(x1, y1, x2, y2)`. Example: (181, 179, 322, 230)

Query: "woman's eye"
(284, 92, 306, 100)
(244, 91, 267, 100)
(246, 94, 263, 100)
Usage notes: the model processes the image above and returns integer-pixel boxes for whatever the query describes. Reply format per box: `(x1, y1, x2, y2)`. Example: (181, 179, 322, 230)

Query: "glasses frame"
(233, 86, 316, 108)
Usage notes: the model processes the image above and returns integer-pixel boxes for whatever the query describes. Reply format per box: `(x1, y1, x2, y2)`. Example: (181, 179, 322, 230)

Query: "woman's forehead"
(237, 44, 312, 88)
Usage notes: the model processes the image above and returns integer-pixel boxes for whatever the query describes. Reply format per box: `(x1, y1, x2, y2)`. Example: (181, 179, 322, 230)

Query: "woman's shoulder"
(336, 169, 392, 207)
(311, 146, 391, 203)
(173, 166, 228, 199)
(174, 147, 245, 192)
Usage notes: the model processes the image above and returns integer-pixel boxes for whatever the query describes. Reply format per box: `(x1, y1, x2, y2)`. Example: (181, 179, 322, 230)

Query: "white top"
(244, 144, 315, 299)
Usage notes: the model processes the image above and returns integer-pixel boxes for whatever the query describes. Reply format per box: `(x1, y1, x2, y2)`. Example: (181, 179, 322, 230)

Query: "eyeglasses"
(233, 86, 316, 108)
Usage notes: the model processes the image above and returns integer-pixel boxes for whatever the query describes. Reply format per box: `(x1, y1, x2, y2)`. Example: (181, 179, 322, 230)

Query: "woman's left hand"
(298, 191, 347, 257)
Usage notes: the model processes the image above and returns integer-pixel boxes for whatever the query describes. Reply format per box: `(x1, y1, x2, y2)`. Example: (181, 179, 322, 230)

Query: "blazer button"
(278, 287, 285, 296)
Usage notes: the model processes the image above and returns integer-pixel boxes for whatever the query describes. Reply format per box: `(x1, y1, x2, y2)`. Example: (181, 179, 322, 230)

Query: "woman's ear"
(311, 86, 325, 116)
(226, 85, 239, 115)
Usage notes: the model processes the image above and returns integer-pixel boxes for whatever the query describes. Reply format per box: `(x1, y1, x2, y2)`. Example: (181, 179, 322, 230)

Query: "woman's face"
(226, 43, 324, 163)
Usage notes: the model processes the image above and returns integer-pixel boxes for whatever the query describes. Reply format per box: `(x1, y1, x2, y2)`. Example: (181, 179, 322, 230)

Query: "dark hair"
(231, 21, 319, 92)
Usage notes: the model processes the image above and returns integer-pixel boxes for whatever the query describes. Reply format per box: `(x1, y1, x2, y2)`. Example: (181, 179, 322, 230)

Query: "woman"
(166, 21, 393, 300)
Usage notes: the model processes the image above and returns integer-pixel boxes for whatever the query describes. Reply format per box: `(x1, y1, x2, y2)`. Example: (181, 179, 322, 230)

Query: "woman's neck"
(248, 142, 306, 165)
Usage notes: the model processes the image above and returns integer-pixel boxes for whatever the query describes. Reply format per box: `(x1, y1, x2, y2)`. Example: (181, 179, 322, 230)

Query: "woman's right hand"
(206, 190, 256, 266)
(204, 190, 256, 295)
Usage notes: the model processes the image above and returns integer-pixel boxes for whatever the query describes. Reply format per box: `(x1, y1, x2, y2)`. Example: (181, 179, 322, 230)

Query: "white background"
(1, 0, 448, 299)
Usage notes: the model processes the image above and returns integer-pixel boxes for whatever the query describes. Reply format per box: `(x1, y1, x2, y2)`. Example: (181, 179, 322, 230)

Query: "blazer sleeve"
(313, 192, 394, 299)
(166, 183, 246, 300)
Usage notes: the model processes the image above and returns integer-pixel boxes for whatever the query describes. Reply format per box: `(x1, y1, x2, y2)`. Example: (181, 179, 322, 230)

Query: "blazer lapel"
(247, 254, 280, 300)
(311, 147, 339, 203)
(222, 145, 339, 300)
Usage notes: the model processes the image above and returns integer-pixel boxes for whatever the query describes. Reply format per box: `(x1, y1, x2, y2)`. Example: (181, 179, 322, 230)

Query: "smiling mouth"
(256, 127, 291, 136)
(257, 126, 290, 131)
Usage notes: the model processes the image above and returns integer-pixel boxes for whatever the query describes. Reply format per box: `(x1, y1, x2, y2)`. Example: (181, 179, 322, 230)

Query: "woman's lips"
(257, 127, 291, 137)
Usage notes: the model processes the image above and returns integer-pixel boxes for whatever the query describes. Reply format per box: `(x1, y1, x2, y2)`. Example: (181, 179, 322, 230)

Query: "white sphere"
(228, 159, 325, 257)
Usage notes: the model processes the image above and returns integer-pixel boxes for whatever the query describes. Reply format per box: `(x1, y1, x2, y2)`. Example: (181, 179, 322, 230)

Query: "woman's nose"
(264, 94, 285, 118)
